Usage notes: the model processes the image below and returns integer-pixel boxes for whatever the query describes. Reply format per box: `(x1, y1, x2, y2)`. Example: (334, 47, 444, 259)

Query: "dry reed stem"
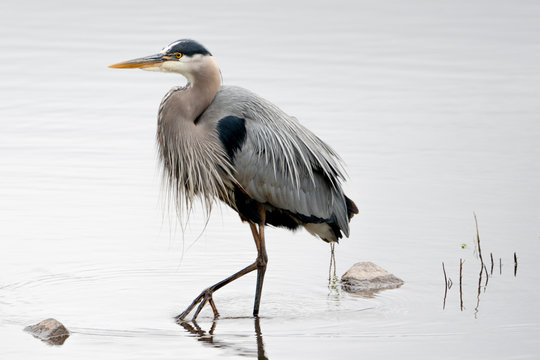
(473, 212, 485, 278)
(459, 258, 464, 311)
(442, 262, 448, 309)
(475, 265, 483, 317)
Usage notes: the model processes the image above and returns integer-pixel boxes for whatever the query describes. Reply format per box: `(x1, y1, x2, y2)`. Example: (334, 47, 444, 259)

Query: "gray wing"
(201, 85, 351, 237)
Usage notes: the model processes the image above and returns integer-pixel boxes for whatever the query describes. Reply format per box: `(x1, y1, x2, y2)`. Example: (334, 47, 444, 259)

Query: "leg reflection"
(179, 320, 217, 345)
(254, 317, 268, 360)
(178, 318, 268, 359)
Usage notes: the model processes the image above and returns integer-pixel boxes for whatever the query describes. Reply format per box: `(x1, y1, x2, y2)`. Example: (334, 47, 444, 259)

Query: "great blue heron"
(110, 39, 358, 321)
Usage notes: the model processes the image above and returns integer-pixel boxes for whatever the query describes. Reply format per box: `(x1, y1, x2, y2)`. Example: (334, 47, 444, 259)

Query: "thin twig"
(473, 212, 485, 276)
(459, 258, 464, 311)
(442, 262, 449, 288)
(442, 262, 448, 309)
(490, 252, 494, 275)
(483, 264, 489, 288)
(499, 258, 502, 275)
(475, 264, 483, 318)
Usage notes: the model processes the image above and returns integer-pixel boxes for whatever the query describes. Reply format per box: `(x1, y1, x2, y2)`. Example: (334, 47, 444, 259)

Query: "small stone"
(341, 262, 404, 294)
(24, 318, 70, 345)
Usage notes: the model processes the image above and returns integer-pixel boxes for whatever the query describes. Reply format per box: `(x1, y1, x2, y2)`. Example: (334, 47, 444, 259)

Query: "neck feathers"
(156, 55, 235, 217)
(159, 55, 221, 123)
(183, 56, 221, 120)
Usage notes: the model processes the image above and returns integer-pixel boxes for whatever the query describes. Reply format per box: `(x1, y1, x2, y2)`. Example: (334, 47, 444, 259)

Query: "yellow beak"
(109, 53, 167, 69)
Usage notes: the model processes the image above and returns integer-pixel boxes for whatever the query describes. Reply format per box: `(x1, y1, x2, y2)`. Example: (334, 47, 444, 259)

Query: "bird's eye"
(175, 53, 183, 59)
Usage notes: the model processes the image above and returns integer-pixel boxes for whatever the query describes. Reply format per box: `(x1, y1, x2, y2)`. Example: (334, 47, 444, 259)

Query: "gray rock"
(341, 262, 404, 294)
(24, 318, 70, 345)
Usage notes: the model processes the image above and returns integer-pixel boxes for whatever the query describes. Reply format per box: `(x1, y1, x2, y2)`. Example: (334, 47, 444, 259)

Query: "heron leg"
(329, 242, 337, 281)
(176, 215, 268, 322)
(175, 261, 258, 322)
(253, 208, 268, 317)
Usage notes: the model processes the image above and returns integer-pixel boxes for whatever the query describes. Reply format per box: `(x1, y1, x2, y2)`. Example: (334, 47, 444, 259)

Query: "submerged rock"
(341, 262, 404, 294)
(24, 318, 70, 345)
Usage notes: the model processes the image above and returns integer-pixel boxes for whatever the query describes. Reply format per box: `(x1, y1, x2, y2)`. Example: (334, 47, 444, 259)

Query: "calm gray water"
(1, 0, 540, 358)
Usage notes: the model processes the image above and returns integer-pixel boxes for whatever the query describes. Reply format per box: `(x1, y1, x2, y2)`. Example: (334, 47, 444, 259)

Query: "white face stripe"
(161, 40, 183, 54)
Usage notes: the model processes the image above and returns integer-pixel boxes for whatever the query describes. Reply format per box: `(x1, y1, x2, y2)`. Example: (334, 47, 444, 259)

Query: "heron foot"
(176, 287, 220, 323)
(175, 250, 261, 322)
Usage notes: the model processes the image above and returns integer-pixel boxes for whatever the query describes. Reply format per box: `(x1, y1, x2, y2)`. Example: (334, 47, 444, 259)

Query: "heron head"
(109, 39, 214, 80)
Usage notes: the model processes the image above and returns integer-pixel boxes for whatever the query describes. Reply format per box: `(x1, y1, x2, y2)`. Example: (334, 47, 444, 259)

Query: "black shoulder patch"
(217, 116, 247, 161)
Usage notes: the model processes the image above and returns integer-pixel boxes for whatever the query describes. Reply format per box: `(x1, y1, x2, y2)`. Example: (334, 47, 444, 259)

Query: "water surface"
(1, 0, 540, 358)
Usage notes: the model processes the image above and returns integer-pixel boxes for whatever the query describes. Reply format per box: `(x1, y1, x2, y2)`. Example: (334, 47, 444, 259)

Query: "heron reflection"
(179, 318, 268, 360)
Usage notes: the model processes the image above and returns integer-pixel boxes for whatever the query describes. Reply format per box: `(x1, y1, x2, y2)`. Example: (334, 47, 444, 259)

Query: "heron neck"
(182, 56, 221, 121)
